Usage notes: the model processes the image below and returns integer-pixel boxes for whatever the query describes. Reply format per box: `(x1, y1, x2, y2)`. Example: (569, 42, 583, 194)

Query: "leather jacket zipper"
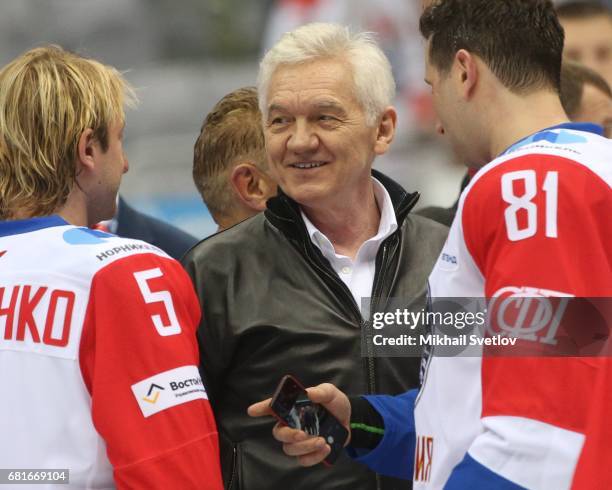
(227, 444, 238, 490)
(301, 241, 363, 324)
(267, 182, 418, 490)
(367, 237, 398, 490)
(302, 230, 400, 398)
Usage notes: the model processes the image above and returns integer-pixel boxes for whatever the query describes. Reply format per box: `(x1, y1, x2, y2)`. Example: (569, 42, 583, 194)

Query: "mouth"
(288, 161, 328, 169)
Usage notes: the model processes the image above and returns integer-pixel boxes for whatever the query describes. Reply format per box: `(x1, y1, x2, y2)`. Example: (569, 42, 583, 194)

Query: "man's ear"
(76, 128, 97, 173)
(454, 49, 478, 99)
(373, 106, 397, 156)
(230, 162, 277, 212)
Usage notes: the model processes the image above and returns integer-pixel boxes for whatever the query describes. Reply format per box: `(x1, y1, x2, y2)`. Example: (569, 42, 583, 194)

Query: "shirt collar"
(0, 215, 69, 238)
(371, 176, 398, 240)
(500, 122, 604, 156)
(301, 177, 398, 255)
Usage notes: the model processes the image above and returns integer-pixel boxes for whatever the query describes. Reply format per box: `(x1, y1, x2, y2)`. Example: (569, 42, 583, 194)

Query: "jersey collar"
(500, 122, 605, 157)
(0, 215, 69, 237)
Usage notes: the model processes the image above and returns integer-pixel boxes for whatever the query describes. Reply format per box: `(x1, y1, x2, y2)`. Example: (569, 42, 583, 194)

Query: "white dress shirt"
(301, 178, 398, 311)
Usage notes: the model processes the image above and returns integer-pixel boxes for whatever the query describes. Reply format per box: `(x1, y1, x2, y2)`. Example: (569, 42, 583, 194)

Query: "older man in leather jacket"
(182, 22, 448, 490)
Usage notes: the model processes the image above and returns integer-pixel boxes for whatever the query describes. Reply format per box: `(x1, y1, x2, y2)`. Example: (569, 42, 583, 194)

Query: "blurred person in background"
(250, 0, 612, 488)
(94, 195, 199, 259)
(183, 22, 447, 490)
(560, 60, 612, 135)
(415, 173, 470, 226)
(556, 1, 612, 85)
(193, 87, 277, 232)
(0, 45, 223, 489)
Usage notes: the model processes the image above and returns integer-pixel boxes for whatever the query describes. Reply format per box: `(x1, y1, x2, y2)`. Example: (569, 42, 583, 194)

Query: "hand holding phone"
(269, 375, 350, 465)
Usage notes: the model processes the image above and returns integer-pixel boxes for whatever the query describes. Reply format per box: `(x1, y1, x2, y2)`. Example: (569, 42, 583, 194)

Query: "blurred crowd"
(2, 0, 609, 240)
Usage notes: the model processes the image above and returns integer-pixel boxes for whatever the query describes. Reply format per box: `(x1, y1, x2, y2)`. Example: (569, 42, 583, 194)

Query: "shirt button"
(341, 266, 351, 275)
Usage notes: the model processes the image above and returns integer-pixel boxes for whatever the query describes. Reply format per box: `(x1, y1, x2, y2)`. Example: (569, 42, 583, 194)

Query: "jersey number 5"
(133, 268, 182, 336)
(501, 170, 558, 241)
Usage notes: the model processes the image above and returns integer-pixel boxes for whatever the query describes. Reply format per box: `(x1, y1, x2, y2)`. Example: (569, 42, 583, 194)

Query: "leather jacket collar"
(264, 169, 420, 239)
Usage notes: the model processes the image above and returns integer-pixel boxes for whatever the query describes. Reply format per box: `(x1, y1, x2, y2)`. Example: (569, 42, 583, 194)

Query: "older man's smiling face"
(263, 58, 382, 211)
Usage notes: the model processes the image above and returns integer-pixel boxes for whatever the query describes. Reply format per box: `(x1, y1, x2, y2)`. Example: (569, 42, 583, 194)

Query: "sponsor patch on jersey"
(488, 286, 574, 347)
(131, 365, 208, 418)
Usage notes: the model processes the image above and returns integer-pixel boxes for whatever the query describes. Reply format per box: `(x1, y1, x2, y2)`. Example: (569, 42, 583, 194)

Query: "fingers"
(272, 422, 308, 443)
(247, 398, 273, 417)
(247, 384, 341, 417)
(297, 445, 331, 467)
(273, 423, 330, 466)
(247, 386, 344, 468)
(305, 383, 339, 404)
(282, 436, 326, 457)
(305, 383, 351, 431)
(272, 424, 331, 466)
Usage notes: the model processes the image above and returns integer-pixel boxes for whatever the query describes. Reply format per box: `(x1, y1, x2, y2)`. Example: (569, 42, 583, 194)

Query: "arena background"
(1, 0, 593, 238)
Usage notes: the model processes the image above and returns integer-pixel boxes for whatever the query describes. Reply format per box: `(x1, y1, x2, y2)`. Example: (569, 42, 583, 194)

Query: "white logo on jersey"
(131, 365, 207, 418)
(488, 287, 572, 345)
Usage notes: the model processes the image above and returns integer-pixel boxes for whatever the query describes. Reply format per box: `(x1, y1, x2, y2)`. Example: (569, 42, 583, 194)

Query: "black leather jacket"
(182, 171, 448, 490)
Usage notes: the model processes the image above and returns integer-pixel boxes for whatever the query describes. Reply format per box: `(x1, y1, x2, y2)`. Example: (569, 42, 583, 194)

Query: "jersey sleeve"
(79, 252, 223, 490)
(452, 154, 612, 489)
(347, 390, 418, 480)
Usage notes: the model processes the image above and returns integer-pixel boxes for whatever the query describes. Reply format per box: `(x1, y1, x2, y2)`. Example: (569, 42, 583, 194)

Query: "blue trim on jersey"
(445, 453, 527, 490)
(346, 389, 418, 480)
(500, 122, 604, 156)
(547, 122, 604, 135)
(0, 215, 69, 237)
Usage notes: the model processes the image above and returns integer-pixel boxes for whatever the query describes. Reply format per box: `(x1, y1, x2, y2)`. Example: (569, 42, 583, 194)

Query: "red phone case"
(269, 374, 343, 467)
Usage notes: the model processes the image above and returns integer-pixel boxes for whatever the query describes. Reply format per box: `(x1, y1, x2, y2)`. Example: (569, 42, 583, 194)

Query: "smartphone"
(269, 375, 349, 465)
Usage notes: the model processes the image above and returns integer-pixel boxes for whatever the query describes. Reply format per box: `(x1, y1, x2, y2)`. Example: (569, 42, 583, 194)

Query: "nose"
(123, 153, 129, 174)
(286, 120, 318, 154)
(435, 121, 445, 136)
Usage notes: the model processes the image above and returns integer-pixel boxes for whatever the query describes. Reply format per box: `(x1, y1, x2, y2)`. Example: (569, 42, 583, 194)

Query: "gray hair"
(257, 22, 396, 126)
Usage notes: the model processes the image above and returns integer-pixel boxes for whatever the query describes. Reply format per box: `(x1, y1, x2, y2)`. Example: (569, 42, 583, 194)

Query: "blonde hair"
(193, 87, 266, 222)
(0, 45, 137, 219)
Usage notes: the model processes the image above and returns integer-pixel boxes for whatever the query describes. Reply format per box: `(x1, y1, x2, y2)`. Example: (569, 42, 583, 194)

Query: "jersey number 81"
(501, 170, 558, 242)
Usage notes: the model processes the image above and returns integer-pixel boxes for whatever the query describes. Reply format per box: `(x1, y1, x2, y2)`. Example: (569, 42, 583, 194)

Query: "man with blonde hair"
(183, 22, 447, 490)
(0, 46, 222, 489)
(193, 87, 277, 231)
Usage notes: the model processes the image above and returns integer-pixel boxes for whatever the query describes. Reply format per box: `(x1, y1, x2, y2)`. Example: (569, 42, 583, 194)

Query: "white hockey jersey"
(0, 216, 223, 489)
(416, 123, 612, 489)
(353, 123, 612, 490)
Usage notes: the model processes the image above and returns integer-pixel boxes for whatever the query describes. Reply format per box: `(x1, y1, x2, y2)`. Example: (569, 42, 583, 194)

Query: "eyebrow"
(312, 100, 345, 111)
(267, 100, 349, 119)
(267, 103, 286, 114)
